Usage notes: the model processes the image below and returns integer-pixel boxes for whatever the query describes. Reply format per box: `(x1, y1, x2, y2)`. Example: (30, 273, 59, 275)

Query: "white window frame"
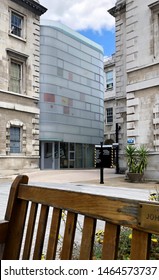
(106, 70, 113, 90)
(9, 9, 26, 41)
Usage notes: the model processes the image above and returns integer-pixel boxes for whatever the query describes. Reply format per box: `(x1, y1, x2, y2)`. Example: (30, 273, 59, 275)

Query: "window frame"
(6, 49, 28, 95)
(10, 126, 21, 154)
(106, 107, 113, 124)
(9, 9, 26, 41)
(9, 59, 22, 94)
(106, 70, 113, 90)
(11, 11, 23, 37)
(6, 120, 26, 156)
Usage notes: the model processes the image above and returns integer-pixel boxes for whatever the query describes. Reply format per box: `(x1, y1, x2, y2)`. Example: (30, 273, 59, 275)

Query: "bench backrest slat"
(46, 207, 62, 260)
(102, 222, 120, 260)
(23, 202, 38, 259)
(33, 205, 49, 260)
(130, 229, 151, 259)
(79, 216, 96, 260)
(60, 211, 77, 260)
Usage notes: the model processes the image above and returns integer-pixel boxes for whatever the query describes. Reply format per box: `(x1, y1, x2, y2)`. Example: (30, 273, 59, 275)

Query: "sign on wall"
(127, 138, 135, 145)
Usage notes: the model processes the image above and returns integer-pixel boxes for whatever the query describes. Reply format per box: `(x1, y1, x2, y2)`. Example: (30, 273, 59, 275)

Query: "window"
(10, 126, 21, 153)
(148, 2, 159, 58)
(10, 60, 22, 93)
(7, 49, 28, 94)
(11, 11, 23, 38)
(106, 70, 113, 90)
(106, 108, 113, 124)
(6, 120, 26, 155)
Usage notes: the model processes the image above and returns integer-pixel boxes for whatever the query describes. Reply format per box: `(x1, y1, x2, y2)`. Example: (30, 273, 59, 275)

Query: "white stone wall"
(111, 1, 127, 171)
(0, 0, 42, 173)
(113, 0, 159, 177)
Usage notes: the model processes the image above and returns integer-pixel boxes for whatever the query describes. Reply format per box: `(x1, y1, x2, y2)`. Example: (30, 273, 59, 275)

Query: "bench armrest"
(0, 220, 9, 244)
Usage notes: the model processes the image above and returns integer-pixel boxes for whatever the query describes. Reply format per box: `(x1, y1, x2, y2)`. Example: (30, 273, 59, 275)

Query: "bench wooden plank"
(3, 199, 28, 259)
(0, 221, 9, 244)
(102, 222, 120, 260)
(79, 216, 96, 260)
(22, 202, 38, 260)
(46, 208, 62, 260)
(130, 229, 151, 259)
(0, 221, 9, 259)
(18, 185, 138, 226)
(60, 211, 77, 260)
(33, 205, 49, 260)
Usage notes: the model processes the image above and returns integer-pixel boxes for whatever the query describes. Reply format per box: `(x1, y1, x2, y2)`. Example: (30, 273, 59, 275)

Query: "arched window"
(6, 120, 26, 154)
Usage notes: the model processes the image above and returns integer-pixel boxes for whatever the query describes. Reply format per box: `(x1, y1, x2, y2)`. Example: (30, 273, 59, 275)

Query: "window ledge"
(0, 155, 40, 158)
(106, 123, 113, 126)
(0, 89, 39, 101)
(105, 88, 114, 92)
(8, 32, 27, 43)
(9, 153, 25, 156)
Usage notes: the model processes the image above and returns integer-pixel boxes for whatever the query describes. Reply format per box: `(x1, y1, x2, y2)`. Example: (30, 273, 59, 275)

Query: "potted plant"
(125, 145, 148, 182)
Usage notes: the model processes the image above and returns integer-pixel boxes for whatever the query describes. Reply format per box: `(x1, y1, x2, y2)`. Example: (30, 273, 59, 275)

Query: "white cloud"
(39, 0, 116, 32)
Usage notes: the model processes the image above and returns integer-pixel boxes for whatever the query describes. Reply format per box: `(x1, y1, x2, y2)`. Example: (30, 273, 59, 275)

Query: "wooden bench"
(0, 175, 159, 260)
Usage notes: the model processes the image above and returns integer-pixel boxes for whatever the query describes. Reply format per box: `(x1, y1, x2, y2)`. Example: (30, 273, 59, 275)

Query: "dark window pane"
(10, 127, 20, 153)
(107, 108, 113, 123)
(11, 12, 22, 37)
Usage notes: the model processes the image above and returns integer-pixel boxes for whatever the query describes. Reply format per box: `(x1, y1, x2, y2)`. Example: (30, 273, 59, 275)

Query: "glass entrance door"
(54, 142, 60, 169)
(69, 143, 75, 168)
(69, 151, 75, 168)
(44, 143, 53, 169)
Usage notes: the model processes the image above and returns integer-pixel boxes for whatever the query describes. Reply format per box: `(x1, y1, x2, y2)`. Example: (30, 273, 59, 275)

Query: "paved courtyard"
(0, 168, 157, 219)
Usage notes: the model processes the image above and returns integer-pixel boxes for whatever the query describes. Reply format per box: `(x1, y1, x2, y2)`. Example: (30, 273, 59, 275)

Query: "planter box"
(127, 172, 144, 182)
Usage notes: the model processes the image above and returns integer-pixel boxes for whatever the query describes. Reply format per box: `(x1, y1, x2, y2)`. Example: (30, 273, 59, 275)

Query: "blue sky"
(79, 29, 115, 57)
(40, 0, 116, 57)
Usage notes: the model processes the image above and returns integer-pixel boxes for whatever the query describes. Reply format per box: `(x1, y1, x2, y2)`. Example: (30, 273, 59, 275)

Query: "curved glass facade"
(39, 20, 104, 169)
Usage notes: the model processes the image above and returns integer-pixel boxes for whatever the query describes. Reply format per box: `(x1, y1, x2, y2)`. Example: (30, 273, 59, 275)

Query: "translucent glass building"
(40, 20, 104, 169)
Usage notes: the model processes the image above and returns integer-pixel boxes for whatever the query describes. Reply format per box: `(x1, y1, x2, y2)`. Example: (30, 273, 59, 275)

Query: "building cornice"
(11, 0, 47, 16)
(108, 1, 126, 17)
(148, 1, 159, 12)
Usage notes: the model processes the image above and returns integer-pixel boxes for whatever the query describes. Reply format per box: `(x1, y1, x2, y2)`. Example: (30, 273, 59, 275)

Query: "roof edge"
(108, 1, 126, 17)
(11, 0, 47, 16)
(40, 20, 104, 55)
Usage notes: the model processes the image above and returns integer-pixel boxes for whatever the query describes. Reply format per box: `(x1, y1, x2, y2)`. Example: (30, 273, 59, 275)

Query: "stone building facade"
(109, 0, 159, 178)
(0, 0, 46, 174)
(104, 55, 116, 144)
